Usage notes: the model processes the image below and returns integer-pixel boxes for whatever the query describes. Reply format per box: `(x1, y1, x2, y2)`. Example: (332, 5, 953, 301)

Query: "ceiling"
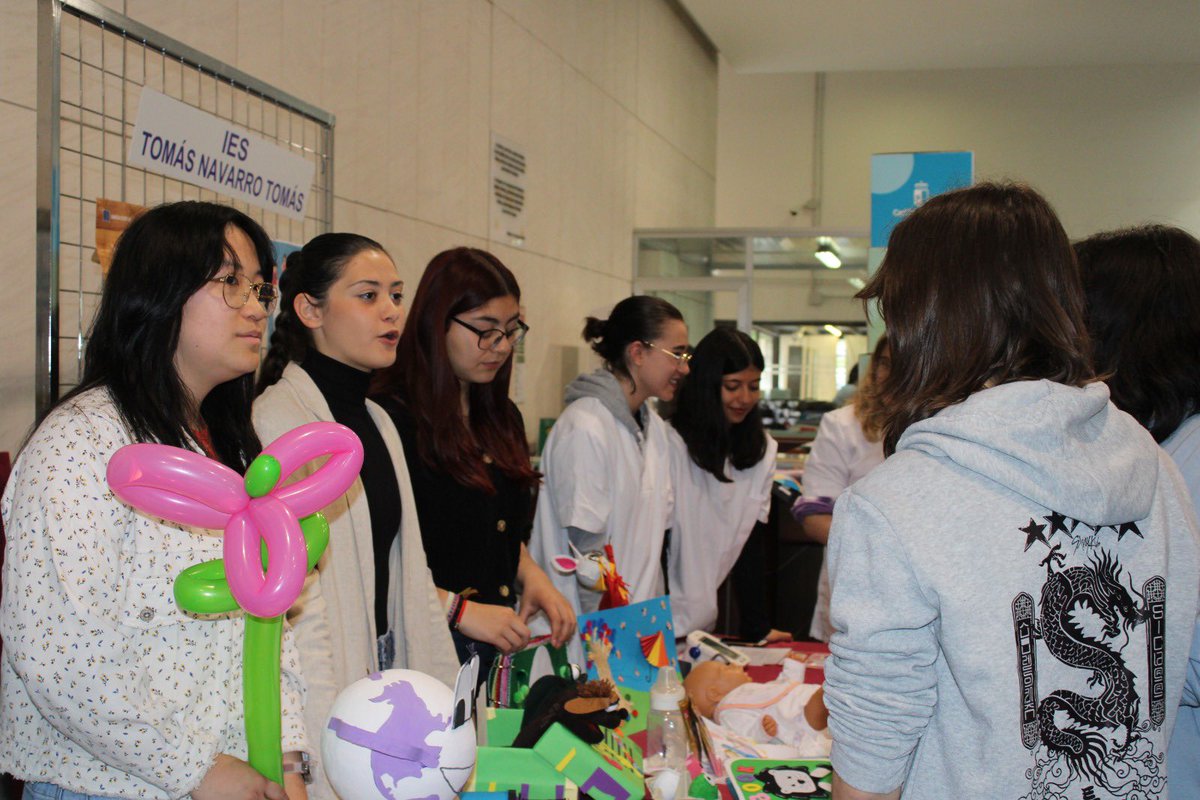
(678, 1, 1200, 74)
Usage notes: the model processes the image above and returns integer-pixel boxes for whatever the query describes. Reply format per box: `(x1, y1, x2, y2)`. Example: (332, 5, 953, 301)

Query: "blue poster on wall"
(870, 152, 974, 247)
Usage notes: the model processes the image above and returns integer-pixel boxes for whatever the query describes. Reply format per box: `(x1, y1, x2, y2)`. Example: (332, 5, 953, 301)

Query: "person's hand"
(518, 565, 577, 647)
(283, 771, 307, 800)
(763, 628, 793, 644)
(193, 753, 289, 800)
(762, 714, 778, 738)
(458, 601, 531, 653)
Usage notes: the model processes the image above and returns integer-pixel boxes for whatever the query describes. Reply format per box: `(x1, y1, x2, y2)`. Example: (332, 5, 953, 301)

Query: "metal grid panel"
(41, 0, 334, 406)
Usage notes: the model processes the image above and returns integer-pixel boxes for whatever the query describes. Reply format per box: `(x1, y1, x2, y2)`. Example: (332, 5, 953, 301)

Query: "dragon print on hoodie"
(822, 380, 1200, 800)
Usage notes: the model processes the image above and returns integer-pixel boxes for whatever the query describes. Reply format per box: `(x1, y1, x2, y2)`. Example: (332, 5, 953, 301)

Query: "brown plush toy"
(511, 676, 629, 748)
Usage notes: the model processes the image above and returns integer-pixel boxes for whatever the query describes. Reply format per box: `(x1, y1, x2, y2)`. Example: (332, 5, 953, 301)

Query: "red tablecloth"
(744, 640, 829, 685)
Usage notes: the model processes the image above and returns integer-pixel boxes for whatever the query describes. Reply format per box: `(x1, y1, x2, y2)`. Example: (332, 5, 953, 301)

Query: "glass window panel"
(637, 236, 744, 278)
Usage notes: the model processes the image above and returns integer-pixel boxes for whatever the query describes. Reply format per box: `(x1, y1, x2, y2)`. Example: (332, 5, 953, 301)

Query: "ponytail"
(582, 295, 684, 379)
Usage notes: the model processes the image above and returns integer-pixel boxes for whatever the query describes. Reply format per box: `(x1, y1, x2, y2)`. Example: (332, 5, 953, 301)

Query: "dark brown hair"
(1077, 224, 1200, 442)
(852, 334, 890, 443)
(858, 182, 1093, 454)
(582, 295, 684, 382)
(372, 247, 537, 494)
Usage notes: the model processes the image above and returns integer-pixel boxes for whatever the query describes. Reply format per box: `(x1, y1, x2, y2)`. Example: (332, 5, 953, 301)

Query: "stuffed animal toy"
(511, 675, 629, 748)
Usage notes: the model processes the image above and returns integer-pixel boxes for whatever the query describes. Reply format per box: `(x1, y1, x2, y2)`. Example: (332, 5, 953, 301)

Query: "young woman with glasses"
(254, 233, 458, 800)
(529, 295, 689, 662)
(0, 202, 307, 800)
(372, 247, 573, 675)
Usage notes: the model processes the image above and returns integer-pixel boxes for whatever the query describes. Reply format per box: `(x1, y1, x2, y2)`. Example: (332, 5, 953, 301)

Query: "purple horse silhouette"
(327, 674, 447, 798)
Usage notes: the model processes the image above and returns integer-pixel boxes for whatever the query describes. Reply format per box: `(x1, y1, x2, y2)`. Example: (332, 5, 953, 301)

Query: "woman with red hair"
(373, 247, 574, 674)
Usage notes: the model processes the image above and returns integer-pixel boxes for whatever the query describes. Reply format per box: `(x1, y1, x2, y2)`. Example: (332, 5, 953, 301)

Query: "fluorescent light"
(847, 277, 865, 289)
(815, 244, 841, 269)
(823, 324, 843, 338)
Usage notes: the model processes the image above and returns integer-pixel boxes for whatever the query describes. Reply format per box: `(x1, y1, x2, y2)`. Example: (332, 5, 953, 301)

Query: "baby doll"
(683, 657, 830, 756)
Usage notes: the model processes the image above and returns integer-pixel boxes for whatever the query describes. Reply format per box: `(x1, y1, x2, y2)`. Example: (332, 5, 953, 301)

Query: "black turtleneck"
(300, 349, 400, 637)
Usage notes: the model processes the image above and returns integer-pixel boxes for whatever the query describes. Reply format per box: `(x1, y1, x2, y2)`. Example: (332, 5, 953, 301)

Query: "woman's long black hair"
(54, 201, 274, 472)
(1078, 224, 1200, 442)
(670, 327, 768, 482)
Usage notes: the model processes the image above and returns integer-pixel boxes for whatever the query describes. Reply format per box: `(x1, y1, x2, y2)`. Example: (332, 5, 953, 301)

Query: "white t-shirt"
(666, 426, 777, 636)
(801, 405, 884, 640)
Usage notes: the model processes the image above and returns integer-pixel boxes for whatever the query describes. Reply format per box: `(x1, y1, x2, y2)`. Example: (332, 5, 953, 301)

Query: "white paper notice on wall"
(128, 88, 316, 221)
(491, 133, 526, 245)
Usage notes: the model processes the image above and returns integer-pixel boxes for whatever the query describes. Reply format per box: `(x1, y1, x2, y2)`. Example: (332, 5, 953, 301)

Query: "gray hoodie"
(824, 380, 1200, 799)
(563, 368, 646, 443)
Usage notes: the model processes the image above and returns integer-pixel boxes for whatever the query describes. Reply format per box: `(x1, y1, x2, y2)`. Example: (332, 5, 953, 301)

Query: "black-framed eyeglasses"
(641, 340, 693, 365)
(210, 273, 278, 313)
(452, 317, 530, 350)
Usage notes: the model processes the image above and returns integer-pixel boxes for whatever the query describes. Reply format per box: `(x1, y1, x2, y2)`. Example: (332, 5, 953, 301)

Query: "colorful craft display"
(577, 595, 676, 732)
(598, 544, 630, 609)
(322, 661, 479, 800)
(551, 543, 629, 608)
(107, 421, 363, 784)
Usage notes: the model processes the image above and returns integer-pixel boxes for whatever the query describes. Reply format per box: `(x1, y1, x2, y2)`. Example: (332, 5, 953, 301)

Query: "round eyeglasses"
(452, 317, 530, 350)
(642, 340, 694, 365)
(210, 273, 278, 313)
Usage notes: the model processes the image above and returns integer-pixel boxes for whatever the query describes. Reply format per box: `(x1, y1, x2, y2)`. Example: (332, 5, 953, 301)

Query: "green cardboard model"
(531, 722, 644, 800)
(465, 746, 579, 799)
(484, 707, 524, 748)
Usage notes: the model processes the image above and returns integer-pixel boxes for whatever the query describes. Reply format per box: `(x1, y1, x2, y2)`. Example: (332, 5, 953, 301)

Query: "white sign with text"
(128, 88, 316, 221)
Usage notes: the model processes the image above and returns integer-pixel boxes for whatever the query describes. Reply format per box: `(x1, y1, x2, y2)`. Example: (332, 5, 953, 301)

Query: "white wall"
(0, 0, 717, 451)
(716, 61, 1200, 238)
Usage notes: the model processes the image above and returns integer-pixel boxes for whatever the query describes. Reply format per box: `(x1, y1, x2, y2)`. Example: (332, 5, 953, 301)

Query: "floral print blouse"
(0, 388, 307, 799)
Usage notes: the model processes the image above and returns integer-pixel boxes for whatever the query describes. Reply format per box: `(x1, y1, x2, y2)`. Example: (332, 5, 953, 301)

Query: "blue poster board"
(870, 152, 974, 247)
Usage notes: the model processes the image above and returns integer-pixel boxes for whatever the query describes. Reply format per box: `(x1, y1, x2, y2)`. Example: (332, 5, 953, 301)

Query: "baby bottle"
(644, 667, 688, 799)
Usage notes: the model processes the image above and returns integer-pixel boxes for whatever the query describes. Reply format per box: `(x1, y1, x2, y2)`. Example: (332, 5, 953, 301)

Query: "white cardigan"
(254, 364, 458, 800)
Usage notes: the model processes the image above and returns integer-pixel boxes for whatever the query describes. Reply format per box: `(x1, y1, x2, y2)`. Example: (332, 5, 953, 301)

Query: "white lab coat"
(530, 395, 674, 664)
(665, 426, 778, 637)
(801, 405, 884, 641)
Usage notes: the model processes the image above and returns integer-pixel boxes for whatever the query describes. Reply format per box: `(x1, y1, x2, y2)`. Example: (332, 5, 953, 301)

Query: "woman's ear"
(295, 292, 323, 331)
(626, 340, 647, 370)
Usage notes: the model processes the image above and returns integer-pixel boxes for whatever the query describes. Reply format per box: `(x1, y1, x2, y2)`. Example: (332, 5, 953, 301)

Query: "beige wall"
(716, 60, 1200, 238)
(0, 0, 717, 452)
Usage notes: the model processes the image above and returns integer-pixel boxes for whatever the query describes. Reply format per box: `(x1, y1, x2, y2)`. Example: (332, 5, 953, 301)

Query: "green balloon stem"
(244, 613, 284, 786)
(173, 511, 330, 787)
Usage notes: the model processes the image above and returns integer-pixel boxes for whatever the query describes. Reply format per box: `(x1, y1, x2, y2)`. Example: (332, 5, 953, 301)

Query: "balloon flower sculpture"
(107, 422, 363, 785)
